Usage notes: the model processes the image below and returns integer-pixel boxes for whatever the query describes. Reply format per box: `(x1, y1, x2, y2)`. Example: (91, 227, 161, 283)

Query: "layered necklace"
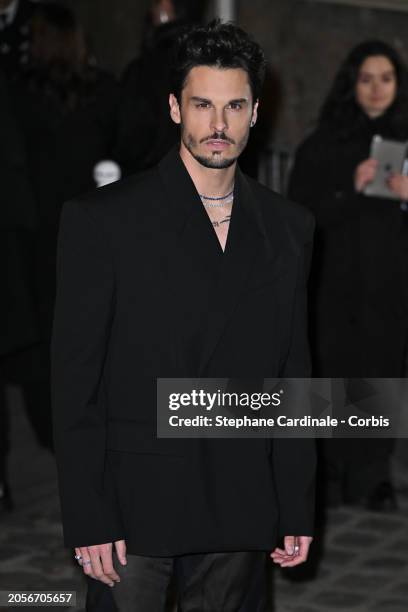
(199, 188, 234, 228)
(199, 188, 234, 207)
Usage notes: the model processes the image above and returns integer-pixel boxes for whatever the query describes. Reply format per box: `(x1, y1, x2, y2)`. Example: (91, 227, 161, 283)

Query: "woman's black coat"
(288, 116, 408, 377)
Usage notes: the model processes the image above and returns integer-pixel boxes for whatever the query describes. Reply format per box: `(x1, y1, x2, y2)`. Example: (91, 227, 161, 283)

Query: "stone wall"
(238, 0, 408, 151)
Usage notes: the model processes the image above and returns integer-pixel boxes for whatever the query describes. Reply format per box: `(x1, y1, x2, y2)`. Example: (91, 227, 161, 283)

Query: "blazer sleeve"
(272, 212, 317, 537)
(51, 200, 124, 548)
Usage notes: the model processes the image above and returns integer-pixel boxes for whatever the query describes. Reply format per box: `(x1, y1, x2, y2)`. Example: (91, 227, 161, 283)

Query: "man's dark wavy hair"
(171, 19, 266, 105)
(319, 40, 408, 137)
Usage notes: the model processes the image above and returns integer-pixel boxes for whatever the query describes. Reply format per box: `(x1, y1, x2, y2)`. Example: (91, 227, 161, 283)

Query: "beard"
(181, 125, 250, 169)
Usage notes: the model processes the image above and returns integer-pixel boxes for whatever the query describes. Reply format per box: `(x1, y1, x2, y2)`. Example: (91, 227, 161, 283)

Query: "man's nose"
(211, 109, 228, 133)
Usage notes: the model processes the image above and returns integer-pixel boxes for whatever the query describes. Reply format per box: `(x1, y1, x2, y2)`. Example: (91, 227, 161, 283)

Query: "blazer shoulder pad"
(66, 167, 160, 222)
(246, 176, 315, 241)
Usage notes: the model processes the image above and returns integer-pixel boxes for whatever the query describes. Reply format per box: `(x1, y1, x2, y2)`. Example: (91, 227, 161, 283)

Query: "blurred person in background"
(288, 40, 408, 512)
(0, 68, 39, 513)
(0, 0, 38, 77)
(0, 1, 119, 508)
(114, 0, 208, 175)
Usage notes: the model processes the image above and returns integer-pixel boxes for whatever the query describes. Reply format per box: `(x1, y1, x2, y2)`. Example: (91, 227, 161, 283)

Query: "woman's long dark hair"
(319, 40, 408, 137)
(26, 2, 99, 111)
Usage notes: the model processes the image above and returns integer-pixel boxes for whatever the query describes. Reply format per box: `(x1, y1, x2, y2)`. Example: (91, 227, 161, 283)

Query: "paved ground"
(1, 386, 408, 611)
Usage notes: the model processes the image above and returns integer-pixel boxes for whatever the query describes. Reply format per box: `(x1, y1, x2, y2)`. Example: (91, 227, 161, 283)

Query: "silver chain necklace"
(200, 188, 234, 207)
(201, 196, 234, 207)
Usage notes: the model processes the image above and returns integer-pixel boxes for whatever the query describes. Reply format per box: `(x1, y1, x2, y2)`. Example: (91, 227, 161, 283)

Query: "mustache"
(200, 132, 236, 145)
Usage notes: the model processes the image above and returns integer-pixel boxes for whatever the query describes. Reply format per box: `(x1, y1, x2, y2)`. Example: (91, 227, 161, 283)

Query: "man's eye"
(196, 103, 210, 108)
(228, 103, 242, 110)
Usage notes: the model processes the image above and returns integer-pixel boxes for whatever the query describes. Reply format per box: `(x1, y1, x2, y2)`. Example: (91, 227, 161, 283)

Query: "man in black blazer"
(52, 20, 316, 611)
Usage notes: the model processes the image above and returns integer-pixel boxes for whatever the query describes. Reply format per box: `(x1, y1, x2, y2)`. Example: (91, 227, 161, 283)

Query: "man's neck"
(179, 142, 236, 199)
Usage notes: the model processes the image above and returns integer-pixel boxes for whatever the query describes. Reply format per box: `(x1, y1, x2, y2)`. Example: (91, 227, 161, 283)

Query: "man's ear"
(250, 100, 259, 127)
(169, 93, 181, 124)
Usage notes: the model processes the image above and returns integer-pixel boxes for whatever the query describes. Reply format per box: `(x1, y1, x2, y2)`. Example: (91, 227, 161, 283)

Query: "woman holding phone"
(288, 40, 408, 512)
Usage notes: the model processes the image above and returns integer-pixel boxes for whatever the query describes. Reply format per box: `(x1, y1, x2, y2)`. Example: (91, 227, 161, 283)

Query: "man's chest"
(200, 201, 233, 253)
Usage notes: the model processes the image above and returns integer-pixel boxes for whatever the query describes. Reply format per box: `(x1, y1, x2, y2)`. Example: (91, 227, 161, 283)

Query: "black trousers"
(86, 551, 269, 612)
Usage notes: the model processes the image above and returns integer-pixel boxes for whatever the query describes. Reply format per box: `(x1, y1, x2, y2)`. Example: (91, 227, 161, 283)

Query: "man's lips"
(204, 140, 231, 150)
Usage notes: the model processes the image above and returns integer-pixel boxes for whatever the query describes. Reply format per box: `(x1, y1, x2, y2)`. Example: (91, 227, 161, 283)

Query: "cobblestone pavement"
(1, 388, 408, 612)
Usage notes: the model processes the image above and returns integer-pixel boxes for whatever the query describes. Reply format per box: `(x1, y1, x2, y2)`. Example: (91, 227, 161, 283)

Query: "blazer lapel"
(197, 168, 283, 375)
(157, 147, 221, 374)
(158, 146, 218, 263)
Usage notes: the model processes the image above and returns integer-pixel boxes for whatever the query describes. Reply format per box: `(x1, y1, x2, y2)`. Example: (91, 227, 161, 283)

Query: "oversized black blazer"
(51, 147, 316, 555)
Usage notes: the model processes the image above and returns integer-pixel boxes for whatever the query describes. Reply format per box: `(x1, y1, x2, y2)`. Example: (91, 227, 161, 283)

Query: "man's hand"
(270, 535, 313, 568)
(354, 158, 378, 192)
(75, 539, 127, 586)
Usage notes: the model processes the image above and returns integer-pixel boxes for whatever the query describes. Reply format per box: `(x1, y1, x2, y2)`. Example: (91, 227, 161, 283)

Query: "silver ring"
(74, 554, 82, 561)
(82, 560, 92, 566)
(294, 545, 300, 553)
